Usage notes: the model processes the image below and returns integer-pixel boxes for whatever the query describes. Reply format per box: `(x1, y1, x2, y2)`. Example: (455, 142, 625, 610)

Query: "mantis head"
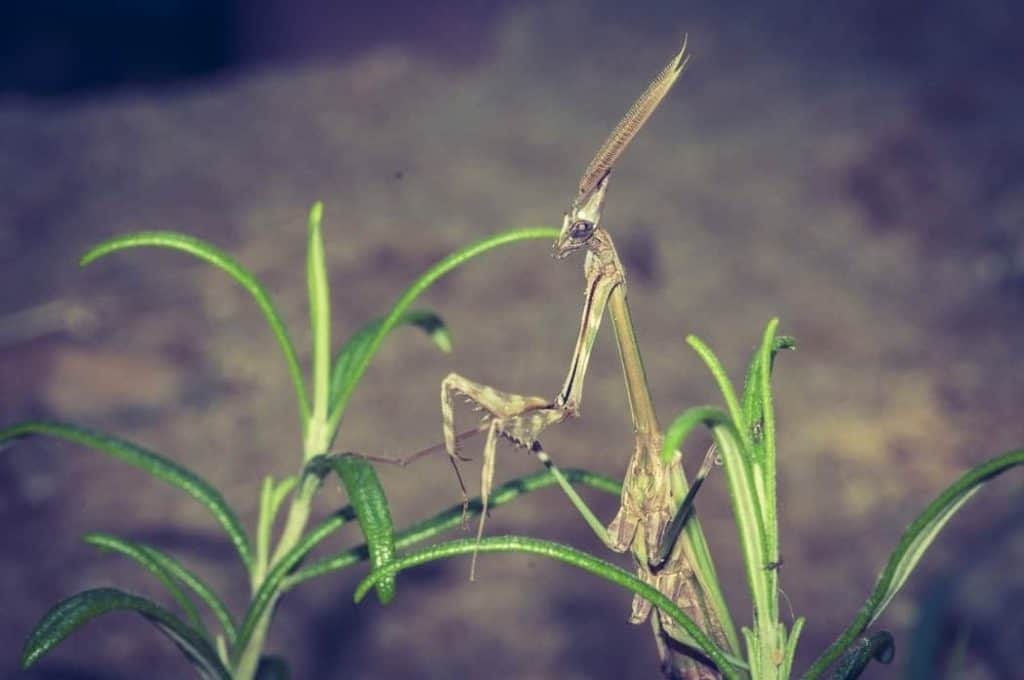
(553, 172, 610, 258)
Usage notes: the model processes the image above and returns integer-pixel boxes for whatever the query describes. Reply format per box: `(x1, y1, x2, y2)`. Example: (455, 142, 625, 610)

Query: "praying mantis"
(439, 37, 735, 680)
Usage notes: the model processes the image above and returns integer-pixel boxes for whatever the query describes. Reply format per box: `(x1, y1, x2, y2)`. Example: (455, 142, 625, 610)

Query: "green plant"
(4, 205, 1021, 679)
(3, 207, 580, 678)
(355, 314, 1023, 679)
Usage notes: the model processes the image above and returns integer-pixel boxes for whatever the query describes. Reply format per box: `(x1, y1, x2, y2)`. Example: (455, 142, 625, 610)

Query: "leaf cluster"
(4, 206, 1021, 679)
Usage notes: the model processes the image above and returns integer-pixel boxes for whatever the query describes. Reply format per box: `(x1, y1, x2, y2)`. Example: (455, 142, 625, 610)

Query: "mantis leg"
(555, 246, 622, 412)
(653, 610, 722, 680)
(440, 373, 563, 578)
(334, 432, 479, 515)
(652, 443, 720, 569)
(528, 441, 615, 546)
(434, 257, 622, 570)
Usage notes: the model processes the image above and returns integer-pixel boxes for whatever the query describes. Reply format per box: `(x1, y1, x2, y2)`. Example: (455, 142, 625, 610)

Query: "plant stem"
(234, 418, 328, 678)
(232, 596, 277, 680)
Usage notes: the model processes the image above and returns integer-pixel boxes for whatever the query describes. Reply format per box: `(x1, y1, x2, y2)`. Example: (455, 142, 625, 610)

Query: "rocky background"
(1, 2, 1022, 678)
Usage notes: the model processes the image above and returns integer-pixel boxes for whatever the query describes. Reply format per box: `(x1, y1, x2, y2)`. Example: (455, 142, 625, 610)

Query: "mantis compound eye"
(569, 220, 594, 240)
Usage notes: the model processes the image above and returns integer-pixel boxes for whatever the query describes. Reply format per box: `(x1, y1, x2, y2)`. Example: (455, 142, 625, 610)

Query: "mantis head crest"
(552, 36, 689, 260)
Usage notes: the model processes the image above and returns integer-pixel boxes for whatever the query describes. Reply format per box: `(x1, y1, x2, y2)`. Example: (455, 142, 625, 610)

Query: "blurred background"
(2, 1, 1023, 678)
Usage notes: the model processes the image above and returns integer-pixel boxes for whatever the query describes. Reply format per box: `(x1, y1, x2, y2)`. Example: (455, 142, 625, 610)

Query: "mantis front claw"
(440, 373, 569, 578)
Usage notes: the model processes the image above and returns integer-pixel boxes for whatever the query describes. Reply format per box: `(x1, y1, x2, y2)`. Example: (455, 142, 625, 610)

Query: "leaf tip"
(353, 580, 372, 603)
(79, 248, 100, 267)
(308, 202, 324, 231)
(20, 644, 42, 669)
(433, 329, 454, 354)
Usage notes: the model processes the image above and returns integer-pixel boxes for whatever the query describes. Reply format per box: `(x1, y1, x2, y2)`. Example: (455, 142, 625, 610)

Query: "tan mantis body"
(441, 38, 731, 679)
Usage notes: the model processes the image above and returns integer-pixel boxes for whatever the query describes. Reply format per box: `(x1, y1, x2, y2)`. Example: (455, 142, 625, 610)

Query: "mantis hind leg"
(652, 444, 720, 570)
(528, 441, 613, 547)
(654, 610, 722, 680)
(469, 416, 505, 580)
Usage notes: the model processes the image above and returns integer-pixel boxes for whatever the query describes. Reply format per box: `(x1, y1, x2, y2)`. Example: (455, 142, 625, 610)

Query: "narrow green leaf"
(746, 319, 794, 623)
(0, 421, 252, 571)
(282, 467, 620, 589)
(83, 532, 205, 635)
(326, 227, 559, 438)
(740, 326, 794, 523)
(782, 617, 806, 679)
(686, 335, 751, 451)
(216, 634, 229, 668)
(306, 202, 330, 429)
(327, 455, 396, 604)
(272, 476, 298, 511)
(233, 505, 357, 659)
(255, 476, 275, 587)
(740, 328, 796, 442)
(661, 407, 770, 632)
(329, 309, 451, 412)
(85, 534, 238, 646)
(411, 310, 454, 353)
(742, 628, 759, 677)
(352, 535, 741, 680)
(254, 474, 297, 590)
(80, 230, 310, 428)
(662, 406, 733, 465)
(803, 448, 1024, 678)
(748, 322, 795, 470)
(21, 587, 230, 680)
(709, 422, 772, 635)
(140, 545, 238, 645)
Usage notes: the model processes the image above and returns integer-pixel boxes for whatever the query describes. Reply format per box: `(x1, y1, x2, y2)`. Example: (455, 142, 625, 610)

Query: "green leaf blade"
(80, 230, 310, 428)
(782, 617, 807, 679)
(21, 587, 230, 680)
(140, 545, 238, 645)
(328, 309, 451, 413)
(745, 319, 795, 623)
(661, 407, 770, 633)
(803, 448, 1024, 678)
(328, 455, 397, 604)
(0, 421, 253, 572)
(282, 468, 620, 589)
(686, 334, 750, 450)
(661, 406, 733, 464)
(326, 227, 558, 437)
(234, 505, 356, 658)
(352, 535, 742, 680)
(740, 325, 796, 440)
(137, 544, 236, 647)
(83, 532, 205, 635)
(869, 449, 1024, 625)
(306, 202, 330, 429)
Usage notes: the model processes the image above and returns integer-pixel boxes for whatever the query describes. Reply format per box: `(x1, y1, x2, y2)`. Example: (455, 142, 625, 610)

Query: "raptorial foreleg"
(440, 372, 567, 577)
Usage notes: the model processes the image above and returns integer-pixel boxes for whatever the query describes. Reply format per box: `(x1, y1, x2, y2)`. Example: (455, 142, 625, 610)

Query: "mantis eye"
(569, 220, 594, 240)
